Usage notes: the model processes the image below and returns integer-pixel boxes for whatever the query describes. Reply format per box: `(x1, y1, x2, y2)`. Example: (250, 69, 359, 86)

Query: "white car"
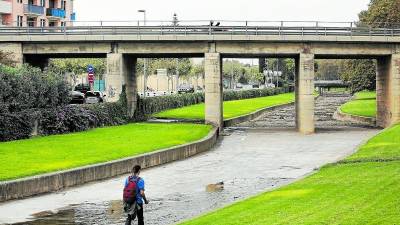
(85, 91, 106, 104)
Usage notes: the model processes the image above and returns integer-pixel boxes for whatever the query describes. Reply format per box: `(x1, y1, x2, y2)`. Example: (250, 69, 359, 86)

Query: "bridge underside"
(2, 40, 399, 134)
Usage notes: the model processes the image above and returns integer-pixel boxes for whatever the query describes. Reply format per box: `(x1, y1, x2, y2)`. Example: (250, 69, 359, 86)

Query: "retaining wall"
(0, 128, 218, 202)
(333, 108, 376, 127)
(223, 102, 295, 127)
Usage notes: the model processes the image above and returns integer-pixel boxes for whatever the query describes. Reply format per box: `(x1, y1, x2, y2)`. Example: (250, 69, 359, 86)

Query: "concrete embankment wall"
(333, 108, 376, 127)
(0, 128, 218, 202)
(223, 102, 295, 127)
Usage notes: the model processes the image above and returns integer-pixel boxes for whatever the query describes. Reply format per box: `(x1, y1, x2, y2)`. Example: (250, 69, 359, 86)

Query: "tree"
(136, 58, 192, 77)
(339, 0, 400, 92)
(359, 0, 400, 28)
(48, 58, 106, 89)
(315, 59, 342, 80)
(339, 59, 376, 93)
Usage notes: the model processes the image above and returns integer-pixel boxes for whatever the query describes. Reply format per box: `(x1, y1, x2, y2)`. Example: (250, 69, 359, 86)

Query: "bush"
(0, 111, 37, 141)
(0, 65, 70, 113)
(134, 92, 205, 120)
(134, 87, 289, 120)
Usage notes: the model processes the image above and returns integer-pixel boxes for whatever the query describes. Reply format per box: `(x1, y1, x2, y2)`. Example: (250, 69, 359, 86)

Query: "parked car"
(177, 84, 194, 94)
(74, 83, 90, 94)
(69, 91, 85, 104)
(85, 91, 106, 104)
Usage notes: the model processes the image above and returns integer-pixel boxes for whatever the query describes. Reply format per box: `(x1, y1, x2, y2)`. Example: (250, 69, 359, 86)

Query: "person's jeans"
(125, 203, 144, 225)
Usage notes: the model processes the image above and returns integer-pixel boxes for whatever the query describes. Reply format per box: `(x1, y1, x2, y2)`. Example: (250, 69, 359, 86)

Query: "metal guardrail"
(0, 20, 400, 37)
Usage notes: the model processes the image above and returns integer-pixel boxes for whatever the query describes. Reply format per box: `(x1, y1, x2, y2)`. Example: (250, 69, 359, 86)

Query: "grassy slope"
(182, 124, 400, 225)
(0, 123, 212, 181)
(340, 91, 376, 117)
(154, 93, 295, 120)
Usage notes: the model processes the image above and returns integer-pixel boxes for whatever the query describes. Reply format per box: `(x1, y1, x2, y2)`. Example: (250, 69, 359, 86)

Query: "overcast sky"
(74, 0, 370, 23)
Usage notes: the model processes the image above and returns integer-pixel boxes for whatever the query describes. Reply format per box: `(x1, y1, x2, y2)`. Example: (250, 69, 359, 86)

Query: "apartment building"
(0, 0, 75, 27)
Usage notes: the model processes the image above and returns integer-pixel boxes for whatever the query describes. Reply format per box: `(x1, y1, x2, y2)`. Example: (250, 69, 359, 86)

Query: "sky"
(74, 0, 370, 23)
(73, 0, 371, 64)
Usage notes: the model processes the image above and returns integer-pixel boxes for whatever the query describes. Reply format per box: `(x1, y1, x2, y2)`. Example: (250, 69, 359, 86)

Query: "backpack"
(123, 176, 140, 204)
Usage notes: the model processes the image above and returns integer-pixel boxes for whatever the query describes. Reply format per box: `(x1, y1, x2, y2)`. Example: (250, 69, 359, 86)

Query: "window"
(61, 21, 65, 27)
(40, 19, 46, 27)
(27, 17, 36, 27)
(61, 1, 66, 10)
(49, 0, 55, 8)
(17, 0, 23, 3)
(17, 16, 23, 27)
(40, 0, 45, 7)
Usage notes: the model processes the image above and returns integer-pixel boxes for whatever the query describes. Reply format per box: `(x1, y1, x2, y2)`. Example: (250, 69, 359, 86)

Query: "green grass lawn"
(340, 91, 376, 117)
(154, 93, 295, 120)
(182, 124, 400, 225)
(0, 123, 212, 181)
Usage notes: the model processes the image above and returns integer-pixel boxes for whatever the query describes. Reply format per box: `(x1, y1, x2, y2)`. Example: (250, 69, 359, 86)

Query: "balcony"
(46, 8, 65, 19)
(24, 4, 45, 16)
(0, 1, 12, 14)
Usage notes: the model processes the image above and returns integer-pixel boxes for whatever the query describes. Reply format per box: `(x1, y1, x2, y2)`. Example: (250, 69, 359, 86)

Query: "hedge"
(0, 85, 288, 142)
(134, 86, 289, 119)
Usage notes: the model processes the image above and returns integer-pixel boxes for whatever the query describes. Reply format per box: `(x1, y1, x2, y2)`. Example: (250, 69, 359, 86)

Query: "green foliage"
(315, 59, 342, 80)
(0, 65, 70, 113)
(136, 58, 193, 77)
(359, 0, 400, 28)
(0, 123, 212, 181)
(182, 124, 400, 225)
(0, 111, 36, 141)
(339, 59, 376, 93)
(0, 65, 128, 141)
(49, 58, 106, 77)
(135, 92, 205, 120)
(223, 87, 287, 101)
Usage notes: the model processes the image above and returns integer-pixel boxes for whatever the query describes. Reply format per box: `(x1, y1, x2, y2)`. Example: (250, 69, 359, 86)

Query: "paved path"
(0, 95, 379, 225)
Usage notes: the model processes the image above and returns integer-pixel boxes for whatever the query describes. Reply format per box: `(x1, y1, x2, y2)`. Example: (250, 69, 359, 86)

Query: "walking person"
(123, 165, 149, 225)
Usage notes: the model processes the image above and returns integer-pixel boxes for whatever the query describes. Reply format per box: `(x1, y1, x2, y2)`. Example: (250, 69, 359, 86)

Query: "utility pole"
(175, 58, 179, 93)
(138, 9, 147, 97)
(231, 59, 234, 89)
(276, 59, 279, 88)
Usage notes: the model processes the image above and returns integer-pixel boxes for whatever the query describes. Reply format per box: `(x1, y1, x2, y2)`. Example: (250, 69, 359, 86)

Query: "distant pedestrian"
(123, 165, 149, 225)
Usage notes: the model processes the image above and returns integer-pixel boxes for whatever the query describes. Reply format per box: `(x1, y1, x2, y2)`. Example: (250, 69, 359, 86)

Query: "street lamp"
(138, 10, 148, 98)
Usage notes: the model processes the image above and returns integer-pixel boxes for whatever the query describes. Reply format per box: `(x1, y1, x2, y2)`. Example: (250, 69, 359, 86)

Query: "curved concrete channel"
(0, 95, 379, 225)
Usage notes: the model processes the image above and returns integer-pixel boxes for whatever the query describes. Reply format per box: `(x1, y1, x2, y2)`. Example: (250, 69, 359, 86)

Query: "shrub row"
(0, 86, 289, 142)
(135, 86, 290, 119)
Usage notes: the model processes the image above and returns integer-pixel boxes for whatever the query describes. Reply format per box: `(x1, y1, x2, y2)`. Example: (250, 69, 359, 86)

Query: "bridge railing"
(1, 20, 400, 37)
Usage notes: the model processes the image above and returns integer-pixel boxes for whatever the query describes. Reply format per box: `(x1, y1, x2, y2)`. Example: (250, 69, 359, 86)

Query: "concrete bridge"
(1, 21, 399, 134)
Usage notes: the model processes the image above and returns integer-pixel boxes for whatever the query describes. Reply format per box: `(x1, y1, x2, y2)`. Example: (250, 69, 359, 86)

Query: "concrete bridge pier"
(295, 53, 315, 135)
(376, 54, 400, 127)
(0, 43, 23, 66)
(106, 53, 137, 118)
(204, 52, 223, 132)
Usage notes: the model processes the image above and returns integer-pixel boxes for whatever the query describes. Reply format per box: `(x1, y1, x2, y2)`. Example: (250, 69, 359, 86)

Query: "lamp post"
(138, 10, 148, 98)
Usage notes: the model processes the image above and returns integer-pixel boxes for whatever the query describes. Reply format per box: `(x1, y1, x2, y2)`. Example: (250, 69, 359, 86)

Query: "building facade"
(0, 0, 75, 27)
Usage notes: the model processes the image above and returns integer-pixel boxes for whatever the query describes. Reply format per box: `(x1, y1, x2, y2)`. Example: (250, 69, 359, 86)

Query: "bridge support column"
(0, 43, 23, 66)
(376, 54, 400, 127)
(295, 53, 315, 134)
(106, 53, 137, 118)
(205, 52, 223, 131)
